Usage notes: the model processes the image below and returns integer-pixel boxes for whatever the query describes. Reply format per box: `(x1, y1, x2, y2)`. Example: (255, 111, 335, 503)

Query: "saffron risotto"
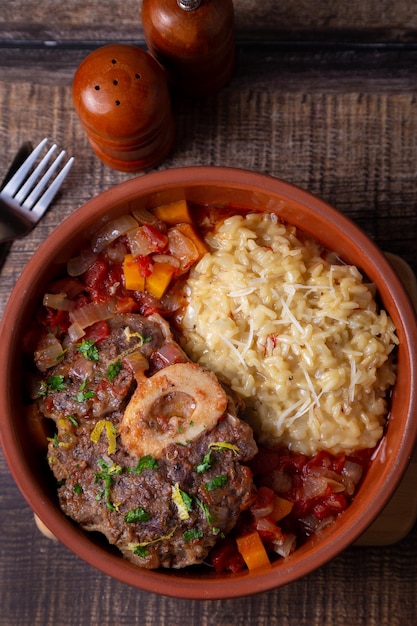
(179, 213, 398, 456)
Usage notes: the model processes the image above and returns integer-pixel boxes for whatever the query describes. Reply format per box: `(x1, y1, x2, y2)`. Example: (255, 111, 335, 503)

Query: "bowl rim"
(1, 165, 417, 599)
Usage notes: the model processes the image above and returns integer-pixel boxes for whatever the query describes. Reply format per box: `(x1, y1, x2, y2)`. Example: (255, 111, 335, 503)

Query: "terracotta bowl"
(1, 167, 417, 599)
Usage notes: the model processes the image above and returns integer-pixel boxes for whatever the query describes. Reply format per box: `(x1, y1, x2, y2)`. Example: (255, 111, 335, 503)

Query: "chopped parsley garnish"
(183, 528, 203, 542)
(48, 375, 66, 390)
(77, 339, 99, 361)
(36, 380, 48, 397)
(195, 497, 217, 527)
(79, 377, 88, 390)
(75, 389, 95, 402)
(127, 455, 158, 474)
(39, 374, 66, 395)
(195, 442, 240, 474)
(94, 458, 122, 511)
(133, 545, 150, 558)
(125, 507, 151, 523)
(47, 432, 72, 449)
(74, 377, 95, 402)
(73, 484, 83, 495)
(181, 490, 193, 512)
(205, 474, 228, 492)
(195, 450, 213, 474)
(106, 360, 122, 382)
(127, 526, 177, 558)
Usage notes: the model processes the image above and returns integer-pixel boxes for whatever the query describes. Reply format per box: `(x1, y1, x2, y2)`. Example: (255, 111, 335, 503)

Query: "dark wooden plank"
(2, 0, 417, 43)
(2, 43, 417, 88)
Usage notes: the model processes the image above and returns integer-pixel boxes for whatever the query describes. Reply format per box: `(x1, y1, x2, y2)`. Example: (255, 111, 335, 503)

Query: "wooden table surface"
(1, 2, 417, 625)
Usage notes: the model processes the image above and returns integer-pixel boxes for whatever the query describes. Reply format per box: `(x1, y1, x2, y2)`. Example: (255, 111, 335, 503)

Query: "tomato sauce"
(30, 204, 381, 572)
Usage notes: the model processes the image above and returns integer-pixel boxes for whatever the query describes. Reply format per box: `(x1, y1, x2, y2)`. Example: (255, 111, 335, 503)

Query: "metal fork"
(0, 138, 74, 244)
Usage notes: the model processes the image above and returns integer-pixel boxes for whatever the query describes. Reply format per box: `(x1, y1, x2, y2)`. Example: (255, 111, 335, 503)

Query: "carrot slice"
(145, 262, 176, 299)
(123, 254, 145, 291)
(236, 531, 271, 571)
(271, 495, 294, 522)
(173, 223, 209, 256)
(153, 200, 193, 225)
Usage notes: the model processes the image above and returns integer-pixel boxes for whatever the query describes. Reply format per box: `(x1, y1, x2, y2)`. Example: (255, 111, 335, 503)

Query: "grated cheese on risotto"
(179, 213, 398, 456)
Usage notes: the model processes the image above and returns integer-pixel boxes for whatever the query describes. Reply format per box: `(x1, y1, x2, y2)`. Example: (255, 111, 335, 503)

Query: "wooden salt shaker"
(141, 0, 236, 97)
(72, 44, 175, 172)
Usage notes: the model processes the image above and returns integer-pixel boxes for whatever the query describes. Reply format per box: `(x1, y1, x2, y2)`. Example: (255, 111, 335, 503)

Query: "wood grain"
(1, 3, 417, 625)
(3, 0, 417, 42)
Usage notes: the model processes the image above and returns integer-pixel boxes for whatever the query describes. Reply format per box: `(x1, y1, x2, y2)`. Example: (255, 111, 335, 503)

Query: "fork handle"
(0, 242, 11, 271)
(1, 142, 34, 191)
(0, 142, 34, 271)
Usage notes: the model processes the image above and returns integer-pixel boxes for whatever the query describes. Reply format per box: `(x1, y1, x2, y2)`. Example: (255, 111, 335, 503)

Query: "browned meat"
(34, 312, 188, 423)
(33, 312, 257, 569)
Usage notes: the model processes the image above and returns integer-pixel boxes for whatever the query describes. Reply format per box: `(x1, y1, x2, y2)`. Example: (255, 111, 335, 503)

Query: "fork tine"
(30, 156, 75, 219)
(2, 138, 48, 197)
(22, 149, 65, 210)
(14, 144, 58, 205)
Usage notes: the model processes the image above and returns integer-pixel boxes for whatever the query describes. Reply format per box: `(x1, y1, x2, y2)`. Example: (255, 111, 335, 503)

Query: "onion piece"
(271, 470, 292, 494)
(34, 333, 64, 371)
(152, 254, 180, 267)
(105, 242, 127, 264)
(49, 278, 85, 299)
(123, 351, 149, 377)
(255, 516, 282, 538)
(300, 514, 321, 533)
(70, 301, 116, 329)
(341, 460, 364, 495)
(324, 478, 346, 494)
(127, 227, 155, 257)
(301, 514, 335, 534)
(167, 228, 199, 270)
(43, 293, 75, 311)
(160, 288, 187, 313)
(301, 475, 329, 500)
(252, 503, 274, 519)
(306, 467, 347, 493)
(308, 466, 343, 481)
(69, 356, 94, 381)
(67, 250, 97, 277)
(131, 207, 160, 225)
(314, 516, 336, 533)
(91, 215, 138, 254)
(155, 342, 187, 366)
(272, 534, 297, 558)
(127, 225, 169, 257)
(342, 460, 363, 485)
(67, 322, 86, 343)
(208, 505, 230, 529)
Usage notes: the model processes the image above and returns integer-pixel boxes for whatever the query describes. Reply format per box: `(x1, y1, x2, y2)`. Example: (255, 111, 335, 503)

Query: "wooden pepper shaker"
(72, 44, 175, 172)
(141, 0, 236, 97)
